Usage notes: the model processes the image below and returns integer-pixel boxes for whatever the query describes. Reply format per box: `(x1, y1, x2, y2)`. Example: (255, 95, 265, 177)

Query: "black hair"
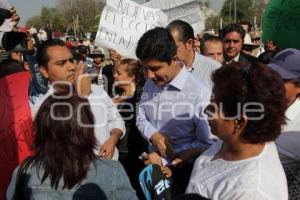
(219, 23, 246, 41)
(200, 34, 222, 54)
(211, 62, 286, 143)
(36, 39, 66, 68)
(240, 21, 252, 33)
(136, 27, 177, 65)
(257, 50, 278, 64)
(166, 19, 194, 43)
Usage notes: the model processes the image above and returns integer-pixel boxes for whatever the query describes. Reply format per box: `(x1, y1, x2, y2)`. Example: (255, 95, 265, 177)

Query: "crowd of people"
(1, 4, 300, 200)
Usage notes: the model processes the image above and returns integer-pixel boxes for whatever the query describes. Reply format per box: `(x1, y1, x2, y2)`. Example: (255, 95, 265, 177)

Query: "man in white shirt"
(31, 39, 125, 160)
(166, 20, 221, 89)
(268, 48, 300, 198)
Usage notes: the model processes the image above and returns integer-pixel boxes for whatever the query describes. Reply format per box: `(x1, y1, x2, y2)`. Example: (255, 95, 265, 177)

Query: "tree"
(205, 15, 221, 31)
(220, 0, 254, 24)
(56, 0, 103, 35)
(26, 16, 43, 30)
(220, 0, 269, 28)
(26, 7, 67, 32)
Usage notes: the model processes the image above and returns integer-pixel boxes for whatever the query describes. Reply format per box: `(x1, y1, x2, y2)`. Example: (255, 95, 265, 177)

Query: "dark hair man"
(136, 27, 214, 192)
(166, 20, 220, 89)
(220, 23, 257, 64)
(32, 39, 125, 160)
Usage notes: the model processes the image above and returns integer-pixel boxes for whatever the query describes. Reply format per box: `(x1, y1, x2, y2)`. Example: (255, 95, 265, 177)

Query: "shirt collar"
(165, 62, 188, 91)
(285, 97, 300, 121)
(225, 53, 240, 64)
(182, 51, 197, 71)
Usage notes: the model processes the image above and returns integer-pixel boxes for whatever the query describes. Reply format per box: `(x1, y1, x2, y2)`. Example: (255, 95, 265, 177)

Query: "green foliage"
(26, 0, 104, 34)
(220, 0, 253, 23)
(93, 14, 101, 32)
(205, 15, 221, 30)
(56, 0, 103, 34)
(26, 16, 42, 30)
(220, 0, 268, 25)
(26, 7, 67, 32)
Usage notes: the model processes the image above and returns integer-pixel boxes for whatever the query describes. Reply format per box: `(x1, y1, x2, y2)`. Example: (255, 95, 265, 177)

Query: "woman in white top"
(186, 62, 288, 199)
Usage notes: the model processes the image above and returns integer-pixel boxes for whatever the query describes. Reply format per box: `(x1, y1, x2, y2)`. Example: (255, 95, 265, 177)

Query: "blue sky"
(10, 0, 56, 26)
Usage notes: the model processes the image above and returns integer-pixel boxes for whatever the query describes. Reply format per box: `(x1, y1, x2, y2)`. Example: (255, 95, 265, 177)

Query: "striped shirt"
(189, 53, 221, 89)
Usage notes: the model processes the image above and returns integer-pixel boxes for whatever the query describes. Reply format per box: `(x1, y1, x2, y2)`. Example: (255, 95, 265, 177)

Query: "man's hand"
(75, 61, 91, 98)
(151, 132, 174, 158)
(112, 95, 124, 104)
(110, 49, 121, 63)
(161, 166, 172, 178)
(171, 147, 206, 167)
(143, 152, 163, 166)
(99, 136, 116, 159)
(99, 129, 122, 159)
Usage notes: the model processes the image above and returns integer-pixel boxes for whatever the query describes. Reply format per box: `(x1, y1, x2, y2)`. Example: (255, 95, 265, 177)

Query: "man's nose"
(213, 55, 218, 60)
(67, 60, 76, 70)
(228, 41, 235, 47)
(147, 69, 155, 79)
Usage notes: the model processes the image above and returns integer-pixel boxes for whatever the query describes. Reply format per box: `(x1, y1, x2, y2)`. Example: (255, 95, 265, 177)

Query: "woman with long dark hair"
(6, 94, 137, 200)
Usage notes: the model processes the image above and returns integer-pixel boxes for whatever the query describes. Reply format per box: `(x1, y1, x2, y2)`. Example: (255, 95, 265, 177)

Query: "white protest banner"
(144, 0, 194, 10)
(95, 0, 168, 59)
(144, 0, 205, 34)
(0, 0, 11, 10)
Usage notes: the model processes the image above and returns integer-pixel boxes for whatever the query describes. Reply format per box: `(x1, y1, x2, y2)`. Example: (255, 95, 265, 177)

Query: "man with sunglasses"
(220, 23, 257, 64)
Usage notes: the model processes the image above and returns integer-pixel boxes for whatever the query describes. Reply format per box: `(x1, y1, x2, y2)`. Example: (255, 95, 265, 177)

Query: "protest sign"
(0, 71, 34, 199)
(144, 0, 205, 34)
(0, 0, 11, 10)
(95, 0, 168, 59)
(143, 0, 194, 10)
(262, 0, 300, 49)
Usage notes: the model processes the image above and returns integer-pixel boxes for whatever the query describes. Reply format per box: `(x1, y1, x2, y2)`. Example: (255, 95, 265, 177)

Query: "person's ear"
(172, 54, 179, 62)
(129, 75, 136, 83)
(39, 66, 49, 79)
(185, 38, 194, 50)
(233, 115, 248, 135)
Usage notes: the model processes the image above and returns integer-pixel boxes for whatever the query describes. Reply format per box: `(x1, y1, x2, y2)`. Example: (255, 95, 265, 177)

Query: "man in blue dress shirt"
(136, 27, 214, 167)
(136, 27, 215, 194)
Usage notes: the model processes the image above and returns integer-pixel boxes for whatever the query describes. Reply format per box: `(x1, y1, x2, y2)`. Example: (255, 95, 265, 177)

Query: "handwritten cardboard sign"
(0, 71, 34, 199)
(95, 0, 168, 59)
(262, 0, 300, 49)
